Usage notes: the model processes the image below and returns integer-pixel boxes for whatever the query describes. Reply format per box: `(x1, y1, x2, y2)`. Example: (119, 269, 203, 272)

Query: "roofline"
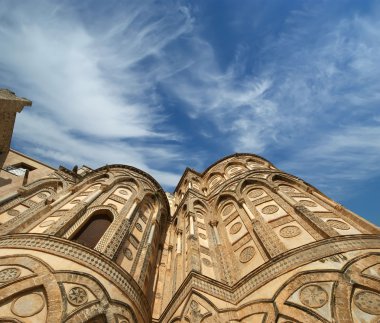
(9, 148, 57, 171)
(84, 164, 170, 214)
(173, 153, 274, 194)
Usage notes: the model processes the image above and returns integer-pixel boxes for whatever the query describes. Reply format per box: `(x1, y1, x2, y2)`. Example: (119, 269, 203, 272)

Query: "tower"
(152, 154, 380, 322)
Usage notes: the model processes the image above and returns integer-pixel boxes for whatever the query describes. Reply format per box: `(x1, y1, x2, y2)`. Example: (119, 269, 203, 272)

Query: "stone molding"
(0, 234, 151, 319)
(158, 234, 380, 321)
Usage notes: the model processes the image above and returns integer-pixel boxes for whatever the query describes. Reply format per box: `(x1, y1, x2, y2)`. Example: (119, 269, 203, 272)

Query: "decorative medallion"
(67, 286, 88, 306)
(280, 225, 302, 238)
(119, 189, 130, 196)
(199, 233, 207, 240)
(124, 248, 133, 260)
(261, 205, 279, 214)
(354, 291, 380, 315)
(202, 258, 212, 266)
(248, 189, 264, 199)
(326, 219, 350, 230)
(135, 223, 143, 232)
(7, 209, 20, 216)
(11, 293, 45, 317)
(37, 192, 48, 199)
(229, 222, 242, 235)
(239, 246, 255, 263)
(0, 267, 21, 283)
(222, 204, 234, 217)
(299, 285, 328, 308)
(300, 200, 318, 207)
(39, 220, 55, 227)
(107, 203, 117, 210)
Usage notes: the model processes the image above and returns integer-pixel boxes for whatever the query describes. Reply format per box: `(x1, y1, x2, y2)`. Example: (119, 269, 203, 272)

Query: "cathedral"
(0, 89, 380, 323)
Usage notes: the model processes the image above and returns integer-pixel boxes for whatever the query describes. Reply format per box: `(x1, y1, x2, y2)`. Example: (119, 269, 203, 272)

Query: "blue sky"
(0, 0, 379, 225)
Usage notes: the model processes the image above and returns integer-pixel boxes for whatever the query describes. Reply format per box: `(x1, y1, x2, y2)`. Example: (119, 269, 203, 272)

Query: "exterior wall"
(0, 149, 56, 196)
(152, 154, 380, 323)
(0, 152, 379, 322)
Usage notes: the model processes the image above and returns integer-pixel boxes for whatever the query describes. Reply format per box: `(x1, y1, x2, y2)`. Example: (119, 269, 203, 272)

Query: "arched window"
(72, 212, 112, 248)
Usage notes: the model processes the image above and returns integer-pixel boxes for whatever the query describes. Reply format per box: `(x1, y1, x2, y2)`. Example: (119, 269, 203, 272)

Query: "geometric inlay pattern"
(299, 284, 328, 308)
(354, 291, 380, 315)
(7, 209, 20, 216)
(299, 200, 318, 207)
(124, 248, 133, 260)
(67, 286, 88, 306)
(37, 192, 48, 199)
(229, 222, 242, 235)
(280, 186, 296, 192)
(239, 246, 255, 263)
(0, 267, 21, 283)
(326, 220, 350, 230)
(202, 258, 212, 267)
(119, 189, 130, 196)
(248, 189, 264, 199)
(222, 204, 234, 217)
(279, 225, 302, 238)
(261, 205, 279, 215)
(136, 223, 143, 232)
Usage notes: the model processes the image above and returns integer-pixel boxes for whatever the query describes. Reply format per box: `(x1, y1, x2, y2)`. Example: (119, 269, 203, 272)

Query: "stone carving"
(261, 205, 279, 214)
(0, 267, 21, 282)
(248, 189, 264, 199)
(279, 225, 302, 238)
(199, 233, 207, 240)
(229, 222, 242, 235)
(239, 246, 255, 263)
(7, 209, 20, 216)
(136, 223, 143, 232)
(39, 220, 55, 227)
(124, 248, 133, 260)
(189, 300, 202, 323)
(11, 293, 45, 317)
(23, 200, 37, 207)
(222, 204, 234, 217)
(326, 219, 350, 230)
(202, 258, 212, 266)
(67, 286, 88, 306)
(354, 291, 380, 315)
(280, 186, 296, 192)
(37, 192, 48, 199)
(299, 284, 328, 308)
(70, 199, 81, 204)
(107, 203, 117, 210)
(299, 200, 318, 207)
(119, 189, 130, 196)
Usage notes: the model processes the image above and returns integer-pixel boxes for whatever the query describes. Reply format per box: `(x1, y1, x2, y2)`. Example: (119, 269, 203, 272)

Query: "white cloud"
(0, 0, 194, 187)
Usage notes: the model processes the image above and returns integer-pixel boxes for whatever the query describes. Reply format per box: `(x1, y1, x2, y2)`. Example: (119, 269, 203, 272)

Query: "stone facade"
(0, 89, 31, 169)
(0, 92, 379, 322)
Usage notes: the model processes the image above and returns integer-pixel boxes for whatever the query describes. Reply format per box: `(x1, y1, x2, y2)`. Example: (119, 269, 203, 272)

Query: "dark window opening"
(4, 162, 36, 176)
(72, 213, 112, 248)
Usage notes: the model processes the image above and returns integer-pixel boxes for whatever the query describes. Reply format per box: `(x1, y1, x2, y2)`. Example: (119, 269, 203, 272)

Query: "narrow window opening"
(72, 213, 112, 248)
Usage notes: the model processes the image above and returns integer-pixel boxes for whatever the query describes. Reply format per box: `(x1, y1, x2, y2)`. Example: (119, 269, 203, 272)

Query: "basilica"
(0, 89, 380, 322)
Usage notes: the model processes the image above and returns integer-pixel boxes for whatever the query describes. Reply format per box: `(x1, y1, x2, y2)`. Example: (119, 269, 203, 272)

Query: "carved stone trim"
(0, 234, 150, 318)
(158, 235, 380, 321)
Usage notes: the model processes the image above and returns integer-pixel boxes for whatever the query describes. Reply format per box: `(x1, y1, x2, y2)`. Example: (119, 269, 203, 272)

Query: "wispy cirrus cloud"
(158, 2, 380, 197)
(0, 0, 193, 186)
